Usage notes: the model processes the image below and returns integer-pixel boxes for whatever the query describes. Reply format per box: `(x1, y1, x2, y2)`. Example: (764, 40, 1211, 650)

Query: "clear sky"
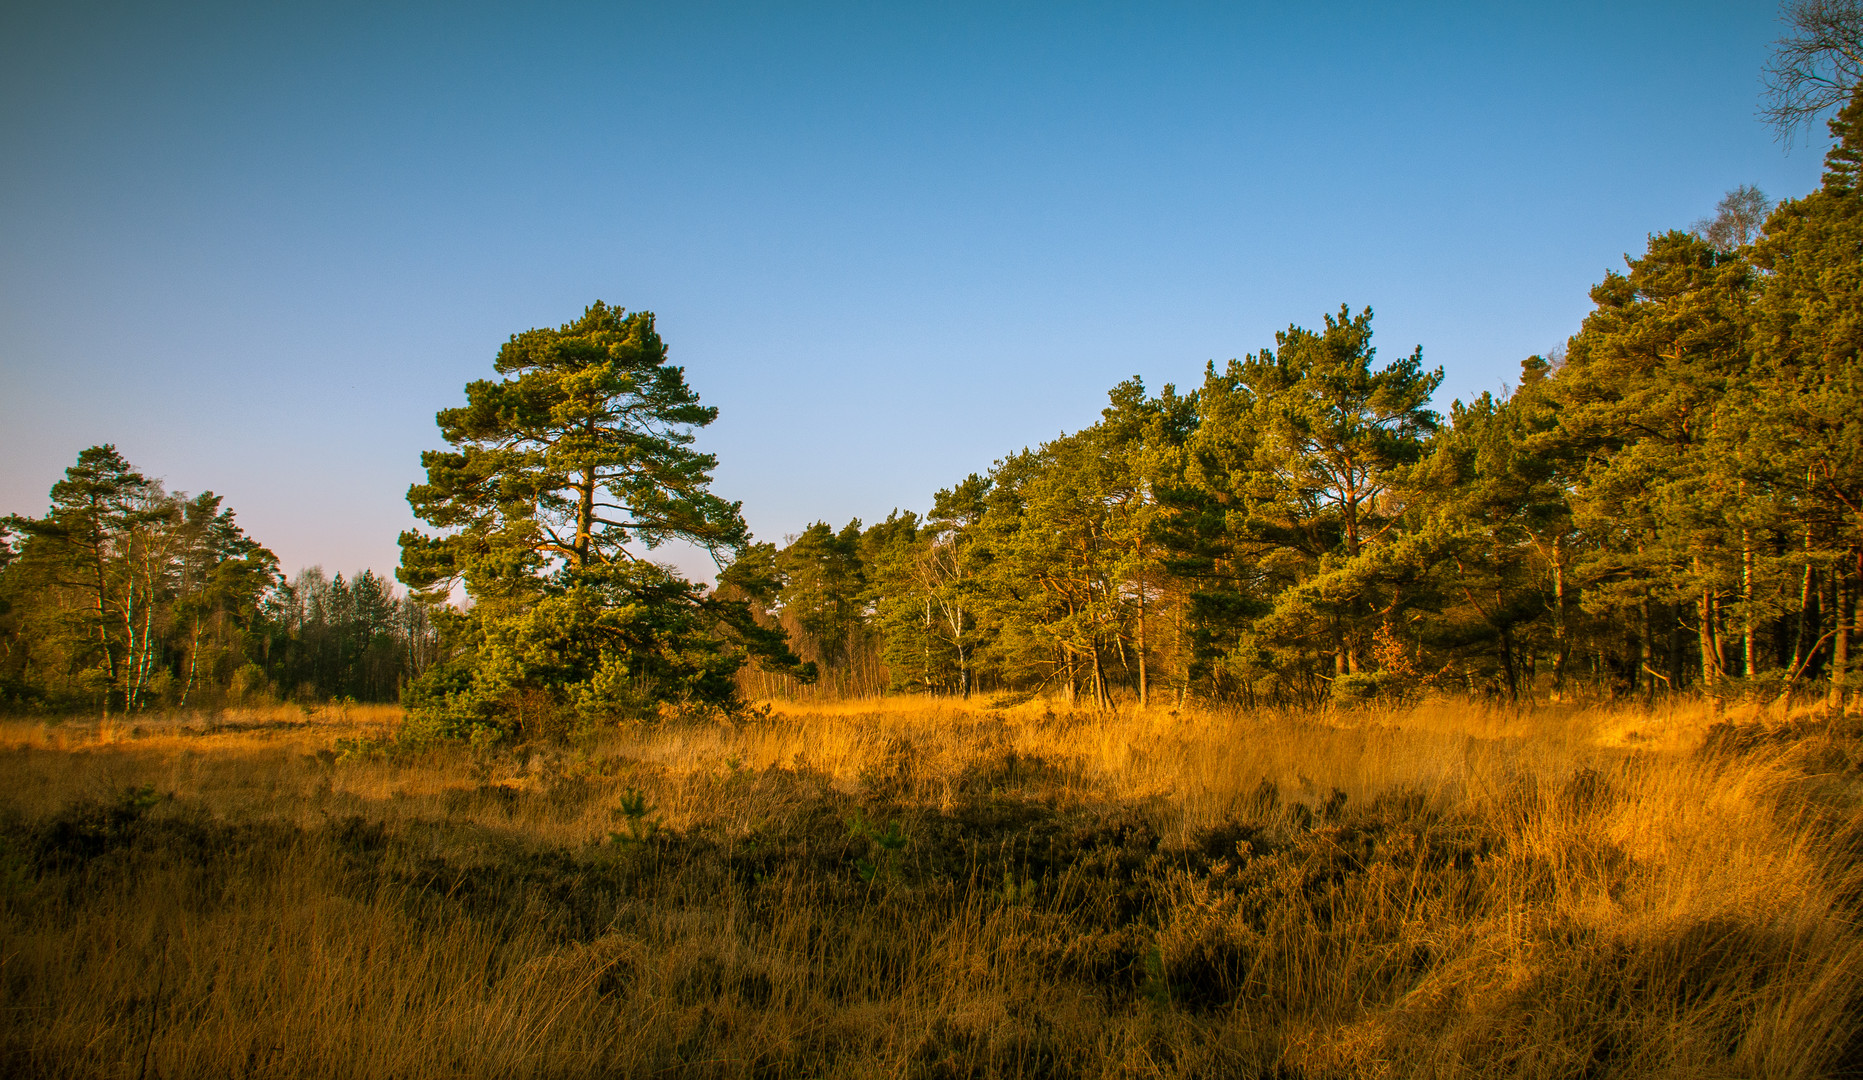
(0, 1, 1831, 583)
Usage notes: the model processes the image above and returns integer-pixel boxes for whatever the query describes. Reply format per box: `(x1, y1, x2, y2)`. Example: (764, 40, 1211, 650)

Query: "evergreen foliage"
(0, 447, 435, 711)
(747, 104, 1863, 710)
(397, 303, 810, 739)
(14, 49, 1863, 725)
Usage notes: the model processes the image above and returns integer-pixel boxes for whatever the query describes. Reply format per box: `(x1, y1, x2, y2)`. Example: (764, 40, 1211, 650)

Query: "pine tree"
(398, 303, 807, 737)
(1751, 82, 1863, 707)
(775, 520, 868, 670)
(1552, 230, 1767, 701)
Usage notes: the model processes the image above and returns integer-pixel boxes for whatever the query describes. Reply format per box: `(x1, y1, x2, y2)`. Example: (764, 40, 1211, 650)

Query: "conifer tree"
(1752, 82, 1863, 707)
(1412, 373, 1574, 701)
(25, 446, 160, 710)
(1552, 231, 1762, 697)
(1157, 307, 1439, 700)
(398, 303, 808, 737)
(775, 519, 868, 670)
(170, 493, 280, 706)
(3, 447, 282, 712)
(1098, 378, 1197, 705)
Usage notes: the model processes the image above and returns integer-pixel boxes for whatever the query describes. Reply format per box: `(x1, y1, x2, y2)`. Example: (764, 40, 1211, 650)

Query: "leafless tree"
(1693, 184, 1774, 249)
(1763, 0, 1863, 143)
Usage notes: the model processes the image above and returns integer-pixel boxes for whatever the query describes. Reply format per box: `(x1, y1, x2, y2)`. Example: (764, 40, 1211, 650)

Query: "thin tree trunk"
(1777, 553, 1818, 715)
(1832, 558, 1855, 713)
(1498, 625, 1518, 702)
(121, 547, 154, 713)
(1550, 556, 1569, 700)
(1789, 543, 1815, 681)
(575, 416, 596, 567)
(1825, 569, 1840, 711)
(1641, 594, 1657, 706)
(1743, 527, 1758, 678)
(179, 617, 201, 708)
(136, 544, 159, 709)
(1136, 560, 1149, 708)
(88, 513, 116, 718)
(1698, 586, 1721, 694)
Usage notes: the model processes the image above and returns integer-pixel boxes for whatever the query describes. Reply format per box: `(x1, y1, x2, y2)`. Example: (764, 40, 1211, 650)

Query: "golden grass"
(1, 695, 1859, 1078)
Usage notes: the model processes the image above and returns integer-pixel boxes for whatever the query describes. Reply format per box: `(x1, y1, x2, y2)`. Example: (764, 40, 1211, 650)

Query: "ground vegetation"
(1, 696, 1857, 1078)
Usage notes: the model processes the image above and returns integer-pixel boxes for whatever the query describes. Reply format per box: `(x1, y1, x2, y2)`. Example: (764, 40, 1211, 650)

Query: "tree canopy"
(13, 20, 1863, 727)
(736, 89, 1863, 713)
(397, 303, 809, 739)
(0, 446, 430, 712)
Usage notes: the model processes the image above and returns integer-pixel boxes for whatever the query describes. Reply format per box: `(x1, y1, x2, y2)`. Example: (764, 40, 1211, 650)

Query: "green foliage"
(398, 303, 810, 739)
(750, 151, 1863, 709)
(1148, 308, 1441, 703)
(775, 519, 868, 667)
(0, 446, 301, 712)
(607, 786, 660, 845)
(844, 807, 909, 882)
(263, 567, 436, 704)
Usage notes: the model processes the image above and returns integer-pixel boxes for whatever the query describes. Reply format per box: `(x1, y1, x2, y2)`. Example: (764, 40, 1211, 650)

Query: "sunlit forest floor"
(3, 695, 1862, 1079)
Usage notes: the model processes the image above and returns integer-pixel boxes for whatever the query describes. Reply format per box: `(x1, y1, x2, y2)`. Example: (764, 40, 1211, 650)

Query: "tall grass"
(1, 695, 1858, 1078)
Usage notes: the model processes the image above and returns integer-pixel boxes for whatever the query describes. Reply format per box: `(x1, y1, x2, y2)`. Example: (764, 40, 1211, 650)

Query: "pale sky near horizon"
(0, 1, 1834, 584)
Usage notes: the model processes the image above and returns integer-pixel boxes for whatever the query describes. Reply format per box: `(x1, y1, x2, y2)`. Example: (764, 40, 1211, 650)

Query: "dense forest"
(745, 84, 1863, 712)
(4, 78, 1860, 727)
(0, 446, 437, 712)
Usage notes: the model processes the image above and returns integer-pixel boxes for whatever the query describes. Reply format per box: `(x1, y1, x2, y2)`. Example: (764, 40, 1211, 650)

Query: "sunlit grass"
(2, 695, 1858, 1077)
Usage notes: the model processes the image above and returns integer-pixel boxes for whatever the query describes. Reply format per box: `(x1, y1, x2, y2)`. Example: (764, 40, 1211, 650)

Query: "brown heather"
(1, 696, 1859, 1078)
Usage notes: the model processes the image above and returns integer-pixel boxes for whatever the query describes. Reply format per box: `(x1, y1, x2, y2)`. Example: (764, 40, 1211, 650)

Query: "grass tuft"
(1, 695, 1859, 1078)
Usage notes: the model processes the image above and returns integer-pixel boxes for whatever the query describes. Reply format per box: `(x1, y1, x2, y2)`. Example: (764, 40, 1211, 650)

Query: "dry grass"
(2, 694, 1860, 1078)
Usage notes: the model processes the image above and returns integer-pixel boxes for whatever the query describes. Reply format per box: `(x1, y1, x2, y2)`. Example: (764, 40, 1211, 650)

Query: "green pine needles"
(397, 303, 811, 741)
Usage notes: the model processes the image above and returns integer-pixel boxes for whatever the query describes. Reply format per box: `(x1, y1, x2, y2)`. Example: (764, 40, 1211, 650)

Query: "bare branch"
(1691, 185, 1774, 250)
(1763, 0, 1863, 144)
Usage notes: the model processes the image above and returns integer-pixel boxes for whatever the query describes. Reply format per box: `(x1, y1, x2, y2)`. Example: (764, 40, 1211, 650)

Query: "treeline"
(746, 88, 1863, 709)
(0, 446, 437, 713)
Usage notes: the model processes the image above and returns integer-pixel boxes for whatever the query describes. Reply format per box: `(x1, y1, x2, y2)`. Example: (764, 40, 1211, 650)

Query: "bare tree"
(1693, 184, 1774, 249)
(1763, 0, 1863, 142)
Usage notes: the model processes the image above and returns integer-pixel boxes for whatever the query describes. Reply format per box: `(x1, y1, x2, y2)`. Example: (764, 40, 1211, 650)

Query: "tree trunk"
(179, 617, 202, 708)
(1136, 561, 1149, 709)
(1789, 545, 1815, 684)
(1641, 594, 1657, 707)
(1550, 557, 1569, 700)
(1742, 528, 1758, 678)
(576, 462, 596, 569)
(1698, 587, 1721, 693)
(1832, 559, 1856, 714)
(1776, 555, 1817, 715)
(1498, 625, 1519, 702)
(1829, 601, 1849, 713)
(87, 513, 116, 718)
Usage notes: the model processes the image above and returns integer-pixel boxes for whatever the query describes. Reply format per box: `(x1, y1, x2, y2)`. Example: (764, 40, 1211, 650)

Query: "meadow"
(2, 695, 1860, 1079)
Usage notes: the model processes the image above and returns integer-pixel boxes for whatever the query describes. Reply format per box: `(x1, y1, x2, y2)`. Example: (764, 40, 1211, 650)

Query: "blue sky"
(0, 1, 1830, 581)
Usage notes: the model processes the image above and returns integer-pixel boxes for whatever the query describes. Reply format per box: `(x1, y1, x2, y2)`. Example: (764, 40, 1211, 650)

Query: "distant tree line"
(0, 446, 437, 713)
(745, 85, 1863, 710)
(8, 10, 1858, 725)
